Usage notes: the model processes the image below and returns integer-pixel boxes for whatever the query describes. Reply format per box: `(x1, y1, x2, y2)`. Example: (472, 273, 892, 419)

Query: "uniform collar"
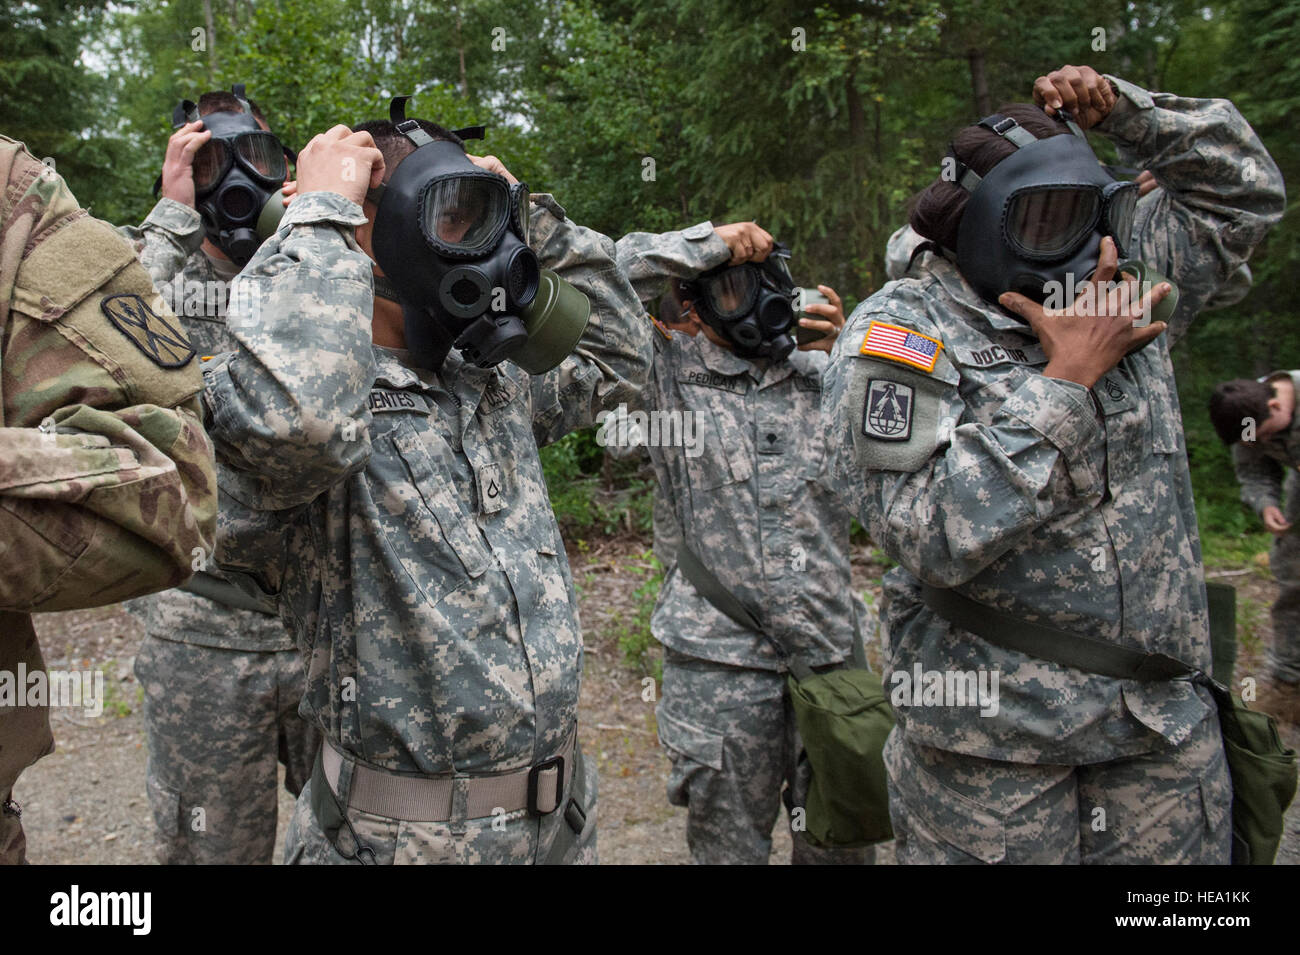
(921, 251, 1040, 337)
(695, 333, 761, 381)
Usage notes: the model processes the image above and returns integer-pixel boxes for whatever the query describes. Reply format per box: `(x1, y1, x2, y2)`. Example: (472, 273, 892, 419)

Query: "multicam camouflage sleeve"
(526, 195, 653, 446)
(1098, 74, 1285, 344)
(0, 137, 217, 614)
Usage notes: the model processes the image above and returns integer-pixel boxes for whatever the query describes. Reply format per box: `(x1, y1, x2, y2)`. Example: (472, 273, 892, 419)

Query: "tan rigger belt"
(321, 731, 576, 822)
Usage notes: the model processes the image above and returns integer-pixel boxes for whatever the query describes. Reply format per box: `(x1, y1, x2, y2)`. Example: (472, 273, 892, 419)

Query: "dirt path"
(13, 535, 1298, 865)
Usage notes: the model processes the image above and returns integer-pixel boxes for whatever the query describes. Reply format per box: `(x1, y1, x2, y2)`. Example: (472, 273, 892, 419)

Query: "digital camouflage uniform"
(204, 188, 648, 864)
(615, 225, 871, 864)
(117, 197, 318, 864)
(1230, 370, 1300, 685)
(822, 77, 1285, 864)
(0, 138, 217, 864)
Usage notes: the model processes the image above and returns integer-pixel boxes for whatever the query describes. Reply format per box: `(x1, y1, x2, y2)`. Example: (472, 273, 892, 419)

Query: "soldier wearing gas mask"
(115, 86, 317, 866)
(202, 100, 648, 865)
(822, 64, 1285, 864)
(612, 222, 870, 864)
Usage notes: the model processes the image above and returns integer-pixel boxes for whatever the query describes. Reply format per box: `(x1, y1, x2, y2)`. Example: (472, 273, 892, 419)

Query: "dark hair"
(909, 104, 1075, 251)
(1209, 379, 1274, 445)
(197, 90, 268, 125)
(351, 119, 464, 179)
(659, 279, 688, 324)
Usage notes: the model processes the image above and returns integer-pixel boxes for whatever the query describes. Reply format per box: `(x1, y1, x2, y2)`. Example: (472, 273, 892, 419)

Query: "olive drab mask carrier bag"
(671, 539, 895, 848)
(921, 582, 1298, 865)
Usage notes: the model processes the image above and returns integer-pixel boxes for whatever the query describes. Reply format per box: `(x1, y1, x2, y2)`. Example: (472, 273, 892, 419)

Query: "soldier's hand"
(798, 284, 845, 353)
(1136, 169, 1158, 197)
(467, 154, 519, 185)
(1032, 64, 1117, 129)
(999, 237, 1169, 389)
(159, 121, 213, 208)
(297, 126, 385, 207)
(714, 222, 775, 265)
(281, 179, 298, 207)
(1262, 506, 1293, 534)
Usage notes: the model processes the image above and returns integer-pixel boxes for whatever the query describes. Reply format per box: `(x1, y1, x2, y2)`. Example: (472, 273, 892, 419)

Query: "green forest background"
(3, 0, 1297, 564)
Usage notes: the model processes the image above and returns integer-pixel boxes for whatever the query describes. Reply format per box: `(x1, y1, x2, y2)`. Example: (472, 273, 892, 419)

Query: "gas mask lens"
(1005, 187, 1100, 259)
(235, 131, 288, 182)
(704, 266, 759, 319)
(420, 176, 508, 254)
(1005, 179, 1140, 260)
(1103, 180, 1139, 256)
(192, 139, 231, 193)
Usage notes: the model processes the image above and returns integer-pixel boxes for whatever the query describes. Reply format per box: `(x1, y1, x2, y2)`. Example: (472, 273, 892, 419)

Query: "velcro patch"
(480, 375, 521, 413)
(678, 369, 748, 395)
(951, 342, 1046, 368)
(792, 373, 821, 393)
(367, 388, 430, 415)
(859, 321, 942, 373)
(863, 379, 914, 441)
(100, 294, 195, 368)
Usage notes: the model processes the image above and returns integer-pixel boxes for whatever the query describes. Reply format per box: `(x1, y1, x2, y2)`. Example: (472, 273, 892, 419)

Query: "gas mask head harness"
(683, 243, 823, 363)
(947, 111, 1151, 309)
(366, 96, 590, 373)
(159, 83, 291, 266)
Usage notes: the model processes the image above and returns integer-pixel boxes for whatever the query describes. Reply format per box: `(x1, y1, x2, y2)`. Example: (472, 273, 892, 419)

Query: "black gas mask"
(950, 113, 1142, 307)
(162, 84, 290, 266)
(685, 245, 805, 362)
(367, 97, 589, 373)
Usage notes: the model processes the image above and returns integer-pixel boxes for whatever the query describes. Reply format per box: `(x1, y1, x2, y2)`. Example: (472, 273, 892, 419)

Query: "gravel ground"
(12, 535, 1296, 865)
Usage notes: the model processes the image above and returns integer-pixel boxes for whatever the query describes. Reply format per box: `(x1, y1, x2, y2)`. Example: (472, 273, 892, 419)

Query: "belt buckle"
(527, 755, 565, 816)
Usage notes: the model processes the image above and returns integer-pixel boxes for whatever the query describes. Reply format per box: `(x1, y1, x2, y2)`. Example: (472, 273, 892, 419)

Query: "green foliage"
(540, 432, 654, 537)
(611, 551, 662, 675)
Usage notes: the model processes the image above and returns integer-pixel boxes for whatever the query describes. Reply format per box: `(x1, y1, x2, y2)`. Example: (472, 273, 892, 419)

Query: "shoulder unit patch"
(100, 293, 195, 368)
(863, 379, 913, 441)
(859, 320, 942, 373)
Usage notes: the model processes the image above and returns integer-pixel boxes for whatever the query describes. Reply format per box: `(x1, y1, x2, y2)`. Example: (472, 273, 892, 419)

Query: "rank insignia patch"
(100, 294, 195, 368)
(863, 379, 913, 441)
(860, 321, 942, 372)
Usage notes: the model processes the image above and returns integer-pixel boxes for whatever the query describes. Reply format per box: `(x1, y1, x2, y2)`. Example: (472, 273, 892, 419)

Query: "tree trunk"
(456, 11, 469, 98)
(203, 0, 219, 80)
(968, 47, 991, 117)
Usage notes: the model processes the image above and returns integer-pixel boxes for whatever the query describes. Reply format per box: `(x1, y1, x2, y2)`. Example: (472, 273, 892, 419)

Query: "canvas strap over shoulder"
(673, 532, 814, 680)
(919, 583, 1195, 681)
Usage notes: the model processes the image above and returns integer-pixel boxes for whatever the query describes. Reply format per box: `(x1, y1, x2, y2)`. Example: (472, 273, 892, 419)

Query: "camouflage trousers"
(134, 634, 319, 864)
(657, 648, 872, 865)
(0, 619, 55, 865)
(1269, 468, 1300, 684)
(883, 707, 1231, 864)
(282, 742, 598, 864)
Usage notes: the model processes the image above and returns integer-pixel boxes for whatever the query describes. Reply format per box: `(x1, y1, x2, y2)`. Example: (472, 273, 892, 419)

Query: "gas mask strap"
(231, 83, 253, 116)
(388, 96, 435, 147)
(171, 99, 200, 129)
(451, 126, 487, 142)
(372, 273, 402, 303)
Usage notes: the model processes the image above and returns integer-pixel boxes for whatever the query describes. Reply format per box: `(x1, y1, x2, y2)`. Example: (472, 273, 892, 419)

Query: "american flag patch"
(859, 321, 943, 372)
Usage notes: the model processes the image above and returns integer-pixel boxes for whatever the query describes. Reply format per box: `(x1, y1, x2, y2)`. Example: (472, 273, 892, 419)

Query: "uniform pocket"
(887, 743, 1007, 864)
(682, 391, 752, 491)
(367, 421, 492, 608)
(657, 706, 725, 808)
